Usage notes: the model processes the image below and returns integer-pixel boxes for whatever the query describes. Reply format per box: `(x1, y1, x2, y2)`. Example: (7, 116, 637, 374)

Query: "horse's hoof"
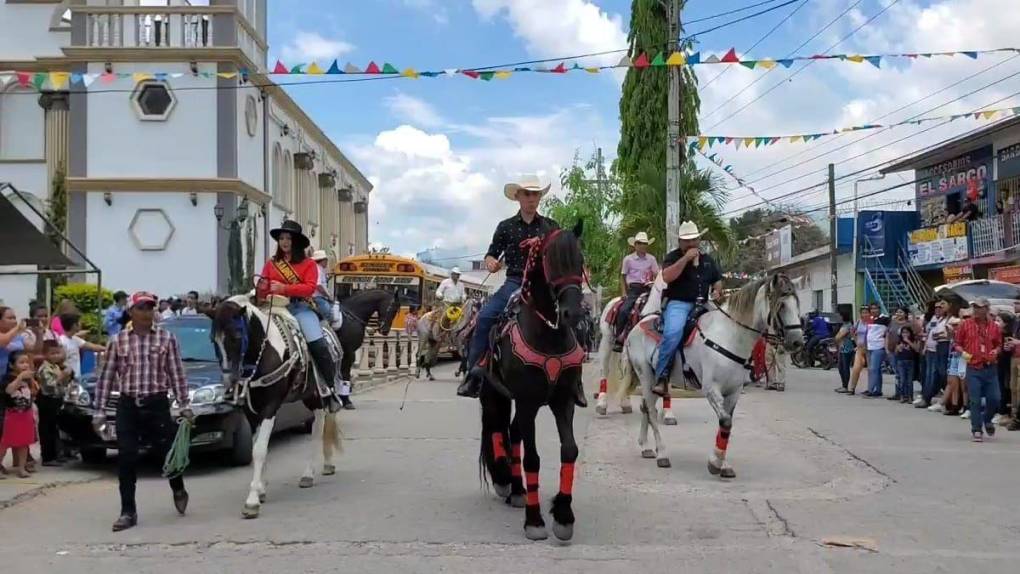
(428, 375, 435, 381)
(657, 458, 672, 468)
(641, 449, 657, 459)
(242, 504, 260, 519)
(508, 494, 526, 508)
(663, 415, 678, 426)
(322, 464, 336, 476)
(258, 493, 267, 503)
(708, 461, 722, 476)
(595, 404, 607, 416)
(720, 467, 736, 479)
(299, 476, 314, 489)
(620, 405, 633, 414)
(524, 525, 549, 541)
(493, 483, 511, 498)
(552, 521, 574, 542)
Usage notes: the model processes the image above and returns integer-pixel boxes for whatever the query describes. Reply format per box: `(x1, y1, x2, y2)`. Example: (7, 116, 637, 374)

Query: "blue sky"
(265, 0, 1020, 259)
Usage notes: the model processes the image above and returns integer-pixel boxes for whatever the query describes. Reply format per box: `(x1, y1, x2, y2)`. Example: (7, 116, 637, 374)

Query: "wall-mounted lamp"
(309, 224, 318, 238)
(104, 62, 113, 74)
(281, 123, 290, 137)
(103, 191, 112, 206)
(189, 191, 198, 207)
(189, 61, 198, 75)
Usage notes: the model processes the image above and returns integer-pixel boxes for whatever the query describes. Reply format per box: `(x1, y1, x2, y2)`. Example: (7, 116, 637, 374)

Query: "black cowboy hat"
(270, 220, 310, 250)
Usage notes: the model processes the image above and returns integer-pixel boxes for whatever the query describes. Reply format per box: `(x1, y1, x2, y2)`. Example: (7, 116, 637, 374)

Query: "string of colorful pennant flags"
(690, 104, 1020, 151)
(2, 46, 1018, 92)
(693, 148, 776, 208)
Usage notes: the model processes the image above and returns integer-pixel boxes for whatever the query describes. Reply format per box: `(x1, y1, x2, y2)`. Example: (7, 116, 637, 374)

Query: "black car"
(58, 316, 313, 466)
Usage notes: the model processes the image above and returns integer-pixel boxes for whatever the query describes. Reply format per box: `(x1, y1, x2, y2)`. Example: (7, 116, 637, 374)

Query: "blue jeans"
(923, 343, 949, 403)
(867, 348, 886, 395)
(467, 278, 522, 369)
(314, 296, 332, 320)
(655, 300, 695, 381)
(838, 351, 853, 387)
(966, 365, 1001, 433)
(288, 300, 323, 343)
(895, 358, 915, 399)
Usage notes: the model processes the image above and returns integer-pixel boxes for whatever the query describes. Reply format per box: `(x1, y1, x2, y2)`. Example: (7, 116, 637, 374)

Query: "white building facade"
(0, 0, 371, 309)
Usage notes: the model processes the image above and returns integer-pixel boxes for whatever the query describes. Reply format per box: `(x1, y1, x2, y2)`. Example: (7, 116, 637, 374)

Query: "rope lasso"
(162, 417, 192, 479)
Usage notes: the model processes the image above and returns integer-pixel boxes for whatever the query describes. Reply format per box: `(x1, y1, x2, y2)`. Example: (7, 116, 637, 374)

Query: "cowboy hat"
(503, 175, 551, 201)
(628, 231, 655, 246)
(677, 220, 707, 240)
(270, 220, 311, 250)
(450, 266, 462, 275)
(311, 250, 329, 262)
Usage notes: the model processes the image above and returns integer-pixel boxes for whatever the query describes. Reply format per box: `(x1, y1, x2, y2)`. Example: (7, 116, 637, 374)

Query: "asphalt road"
(1, 361, 1017, 573)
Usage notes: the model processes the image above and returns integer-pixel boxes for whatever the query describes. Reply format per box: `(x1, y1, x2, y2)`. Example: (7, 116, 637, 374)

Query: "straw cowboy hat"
(677, 220, 707, 240)
(504, 175, 551, 201)
(311, 250, 329, 262)
(628, 231, 655, 246)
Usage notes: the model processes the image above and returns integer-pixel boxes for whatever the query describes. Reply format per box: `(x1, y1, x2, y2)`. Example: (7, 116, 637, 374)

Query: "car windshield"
(161, 318, 217, 362)
(948, 282, 1020, 302)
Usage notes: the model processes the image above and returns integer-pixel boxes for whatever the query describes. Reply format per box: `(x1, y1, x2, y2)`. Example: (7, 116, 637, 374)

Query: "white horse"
(619, 274, 803, 476)
(595, 283, 677, 424)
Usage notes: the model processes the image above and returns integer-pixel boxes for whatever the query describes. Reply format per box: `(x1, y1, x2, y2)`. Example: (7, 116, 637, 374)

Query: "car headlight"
(65, 383, 91, 407)
(189, 384, 226, 406)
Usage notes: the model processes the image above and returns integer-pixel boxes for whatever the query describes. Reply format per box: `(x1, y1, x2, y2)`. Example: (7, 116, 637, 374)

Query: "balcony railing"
(969, 211, 1020, 258)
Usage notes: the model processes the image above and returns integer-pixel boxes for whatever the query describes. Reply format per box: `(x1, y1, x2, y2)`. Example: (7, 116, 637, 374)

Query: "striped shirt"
(95, 325, 189, 409)
(953, 317, 1002, 368)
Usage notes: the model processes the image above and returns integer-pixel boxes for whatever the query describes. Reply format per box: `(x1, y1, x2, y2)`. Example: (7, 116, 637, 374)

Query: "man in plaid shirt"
(954, 297, 1003, 442)
(94, 291, 194, 532)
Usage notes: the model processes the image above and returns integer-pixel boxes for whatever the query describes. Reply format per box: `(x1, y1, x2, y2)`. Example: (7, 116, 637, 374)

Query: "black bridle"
(519, 230, 584, 330)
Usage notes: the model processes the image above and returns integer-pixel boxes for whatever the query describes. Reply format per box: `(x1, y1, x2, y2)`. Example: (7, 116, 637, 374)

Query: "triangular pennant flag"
(650, 53, 666, 67)
(790, 135, 803, 143)
(758, 59, 777, 69)
(1013, 107, 1020, 115)
(865, 56, 882, 68)
(32, 73, 47, 90)
(16, 72, 31, 87)
(777, 59, 794, 68)
(495, 71, 512, 79)
(442, 68, 458, 76)
(326, 59, 342, 74)
(744, 138, 755, 148)
(69, 73, 83, 86)
(289, 64, 304, 74)
(770, 137, 780, 145)
(306, 62, 325, 75)
(616, 55, 632, 67)
(99, 72, 115, 84)
(725, 137, 734, 145)
(665, 52, 686, 66)
(704, 54, 721, 64)
(632, 53, 650, 68)
(420, 71, 440, 77)
(154, 72, 168, 81)
(117, 73, 131, 79)
(82, 73, 98, 87)
(345, 63, 363, 74)
(572, 63, 582, 70)
(905, 53, 918, 59)
(533, 64, 550, 72)
(584, 67, 600, 73)
(401, 68, 419, 79)
(49, 72, 70, 90)
(272, 60, 288, 74)
(216, 72, 237, 79)
(132, 72, 153, 84)
(479, 71, 495, 81)
(200, 72, 213, 78)
(687, 52, 701, 65)
(847, 55, 865, 63)
(0, 73, 11, 89)
(720, 48, 739, 63)
(697, 137, 708, 150)
(921, 53, 933, 58)
(462, 70, 480, 79)
(365, 61, 381, 74)
(170, 73, 185, 78)
(552, 62, 568, 73)
(740, 60, 757, 70)
(982, 110, 997, 120)
(963, 51, 978, 59)
(381, 63, 399, 74)
(754, 138, 765, 148)
(708, 152, 718, 161)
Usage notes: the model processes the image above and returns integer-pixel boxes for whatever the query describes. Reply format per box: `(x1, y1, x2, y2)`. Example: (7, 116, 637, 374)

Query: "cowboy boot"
(652, 377, 670, 397)
(308, 340, 342, 413)
(574, 379, 588, 408)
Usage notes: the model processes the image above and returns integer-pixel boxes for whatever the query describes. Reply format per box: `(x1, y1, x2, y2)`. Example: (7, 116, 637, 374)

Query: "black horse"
(479, 222, 587, 542)
(209, 289, 397, 519)
(333, 289, 400, 407)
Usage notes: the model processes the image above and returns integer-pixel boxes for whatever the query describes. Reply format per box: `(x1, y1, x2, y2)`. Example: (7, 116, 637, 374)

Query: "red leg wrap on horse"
(511, 443, 522, 477)
(525, 471, 540, 505)
(599, 378, 607, 394)
(559, 463, 575, 495)
(715, 427, 731, 451)
(491, 433, 507, 460)
(663, 395, 672, 409)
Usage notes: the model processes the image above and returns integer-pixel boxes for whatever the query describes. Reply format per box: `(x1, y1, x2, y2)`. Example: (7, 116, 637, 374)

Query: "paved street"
(1, 362, 1017, 573)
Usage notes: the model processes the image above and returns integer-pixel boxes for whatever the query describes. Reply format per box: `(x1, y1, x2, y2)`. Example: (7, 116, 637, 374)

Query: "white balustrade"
(386, 334, 400, 374)
(356, 333, 373, 378)
(372, 334, 388, 376)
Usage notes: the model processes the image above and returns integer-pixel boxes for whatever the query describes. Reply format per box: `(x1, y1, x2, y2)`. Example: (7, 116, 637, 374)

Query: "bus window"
(335, 283, 354, 301)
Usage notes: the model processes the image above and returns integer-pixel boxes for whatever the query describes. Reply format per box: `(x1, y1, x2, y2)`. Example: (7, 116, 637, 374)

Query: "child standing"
(0, 350, 39, 478)
(894, 326, 921, 403)
(36, 341, 73, 465)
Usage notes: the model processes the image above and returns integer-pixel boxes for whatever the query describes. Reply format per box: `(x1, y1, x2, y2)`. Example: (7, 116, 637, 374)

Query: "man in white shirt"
(436, 268, 466, 305)
(180, 291, 200, 316)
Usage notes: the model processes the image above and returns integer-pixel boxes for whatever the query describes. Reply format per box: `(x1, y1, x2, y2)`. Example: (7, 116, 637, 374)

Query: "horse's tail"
(619, 340, 637, 396)
(323, 411, 344, 455)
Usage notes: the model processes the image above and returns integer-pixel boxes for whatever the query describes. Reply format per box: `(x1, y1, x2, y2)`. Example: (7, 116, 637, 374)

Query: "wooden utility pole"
(665, 0, 682, 252)
(828, 163, 838, 313)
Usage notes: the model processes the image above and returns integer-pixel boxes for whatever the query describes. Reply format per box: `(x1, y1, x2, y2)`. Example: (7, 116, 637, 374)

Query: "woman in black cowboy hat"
(258, 220, 338, 405)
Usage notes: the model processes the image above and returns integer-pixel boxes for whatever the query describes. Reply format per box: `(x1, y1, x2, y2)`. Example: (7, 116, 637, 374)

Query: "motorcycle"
(792, 337, 836, 369)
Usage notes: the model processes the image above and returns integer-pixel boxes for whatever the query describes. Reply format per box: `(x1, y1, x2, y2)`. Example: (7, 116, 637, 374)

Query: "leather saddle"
(608, 292, 650, 338)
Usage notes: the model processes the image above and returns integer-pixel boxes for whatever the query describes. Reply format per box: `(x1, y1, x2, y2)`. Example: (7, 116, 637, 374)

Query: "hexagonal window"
(131, 81, 177, 121)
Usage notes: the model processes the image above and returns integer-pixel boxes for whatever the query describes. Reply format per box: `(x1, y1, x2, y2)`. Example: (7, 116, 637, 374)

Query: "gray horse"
(416, 300, 476, 380)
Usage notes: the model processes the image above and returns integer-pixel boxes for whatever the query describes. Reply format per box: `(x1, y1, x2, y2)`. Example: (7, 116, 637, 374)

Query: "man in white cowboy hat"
(436, 267, 466, 306)
(458, 175, 587, 407)
(613, 231, 659, 352)
(652, 220, 724, 397)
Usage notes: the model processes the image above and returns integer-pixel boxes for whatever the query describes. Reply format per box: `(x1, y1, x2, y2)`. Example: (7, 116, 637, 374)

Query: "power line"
(685, 0, 806, 39)
(703, 0, 900, 132)
(685, 0, 792, 25)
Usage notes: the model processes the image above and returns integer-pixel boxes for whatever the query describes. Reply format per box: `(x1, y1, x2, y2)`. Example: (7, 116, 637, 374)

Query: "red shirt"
(258, 257, 318, 300)
(954, 317, 1002, 368)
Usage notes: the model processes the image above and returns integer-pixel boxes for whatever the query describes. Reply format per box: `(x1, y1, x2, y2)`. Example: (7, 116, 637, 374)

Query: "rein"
(518, 230, 583, 330)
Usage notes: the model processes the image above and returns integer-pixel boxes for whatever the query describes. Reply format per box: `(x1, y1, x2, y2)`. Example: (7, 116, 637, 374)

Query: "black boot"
(308, 340, 341, 413)
(574, 379, 588, 408)
(457, 368, 483, 398)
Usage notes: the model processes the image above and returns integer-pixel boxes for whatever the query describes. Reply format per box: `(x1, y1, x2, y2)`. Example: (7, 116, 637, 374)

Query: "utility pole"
(828, 163, 838, 313)
(665, 0, 682, 252)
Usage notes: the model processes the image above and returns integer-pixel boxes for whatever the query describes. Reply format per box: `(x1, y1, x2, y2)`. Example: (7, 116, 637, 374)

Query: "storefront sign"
(915, 146, 993, 198)
(942, 264, 973, 283)
(859, 212, 885, 257)
(907, 222, 969, 266)
(764, 225, 792, 269)
(990, 264, 1020, 284)
(998, 141, 1020, 180)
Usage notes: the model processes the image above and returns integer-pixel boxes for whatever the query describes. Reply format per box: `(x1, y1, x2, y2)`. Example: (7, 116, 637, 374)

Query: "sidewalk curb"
(0, 475, 104, 512)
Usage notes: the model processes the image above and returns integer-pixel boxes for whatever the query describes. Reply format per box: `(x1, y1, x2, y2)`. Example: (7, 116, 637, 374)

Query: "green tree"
(37, 165, 69, 301)
(725, 207, 829, 278)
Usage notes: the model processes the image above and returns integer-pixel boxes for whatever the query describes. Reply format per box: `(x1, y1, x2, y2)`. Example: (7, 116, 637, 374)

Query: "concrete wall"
(0, 86, 45, 160)
(0, 162, 47, 199)
(85, 62, 218, 178)
(783, 254, 855, 314)
(0, 3, 68, 60)
(85, 191, 218, 296)
(236, 88, 263, 189)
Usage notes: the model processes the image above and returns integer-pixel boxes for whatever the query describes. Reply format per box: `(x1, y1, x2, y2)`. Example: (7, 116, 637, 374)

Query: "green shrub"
(54, 283, 112, 315)
(79, 311, 105, 344)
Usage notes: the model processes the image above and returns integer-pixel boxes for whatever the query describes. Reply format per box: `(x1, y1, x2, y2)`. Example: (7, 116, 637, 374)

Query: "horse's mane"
(540, 229, 584, 282)
(724, 278, 767, 323)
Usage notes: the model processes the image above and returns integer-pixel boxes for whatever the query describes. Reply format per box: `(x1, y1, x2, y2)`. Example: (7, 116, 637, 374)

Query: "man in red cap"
(94, 291, 194, 531)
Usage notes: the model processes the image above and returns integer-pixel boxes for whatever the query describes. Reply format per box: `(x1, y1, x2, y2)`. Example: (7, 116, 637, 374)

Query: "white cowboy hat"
(628, 231, 655, 246)
(503, 175, 551, 201)
(311, 250, 329, 261)
(450, 266, 462, 275)
(677, 220, 707, 240)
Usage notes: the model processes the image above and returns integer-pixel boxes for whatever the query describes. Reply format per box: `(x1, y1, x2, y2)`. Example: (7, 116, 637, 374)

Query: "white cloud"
(399, 0, 450, 25)
(472, 0, 627, 67)
(280, 31, 355, 63)
(384, 93, 445, 128)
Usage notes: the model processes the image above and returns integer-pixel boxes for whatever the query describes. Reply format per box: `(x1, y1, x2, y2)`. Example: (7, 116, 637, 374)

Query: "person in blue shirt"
(103, 291, 128, 337)
(805, 311, 831, 362)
